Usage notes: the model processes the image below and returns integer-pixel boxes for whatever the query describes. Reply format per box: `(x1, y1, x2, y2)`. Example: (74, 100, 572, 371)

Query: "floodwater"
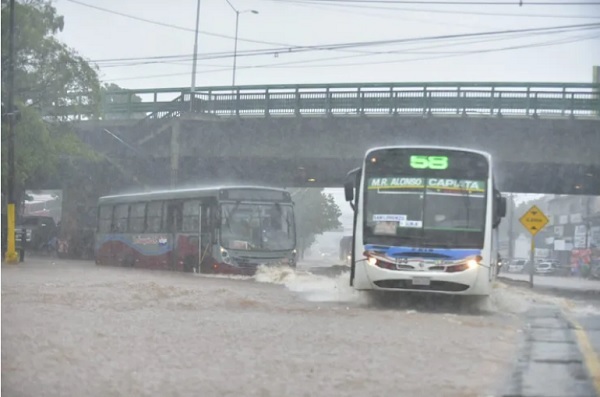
(1, 258, 549, 397)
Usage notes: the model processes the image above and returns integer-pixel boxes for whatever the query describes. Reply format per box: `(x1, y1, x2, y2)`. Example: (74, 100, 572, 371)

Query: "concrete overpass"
(66, 82, 600, 195)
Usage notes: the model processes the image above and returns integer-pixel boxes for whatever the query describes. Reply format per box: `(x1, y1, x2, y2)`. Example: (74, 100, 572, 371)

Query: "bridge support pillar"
(170, 120, 180, 187)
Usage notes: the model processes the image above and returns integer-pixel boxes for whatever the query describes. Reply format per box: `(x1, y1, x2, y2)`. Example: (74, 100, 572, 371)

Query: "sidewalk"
(499, 272, 600, 300)
(501, 304, 599, 397)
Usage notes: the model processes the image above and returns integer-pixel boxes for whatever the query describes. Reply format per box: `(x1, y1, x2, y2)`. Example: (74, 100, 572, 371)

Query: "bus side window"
(166, 202, 183, 233)
(98, 205, 113, 233)
(129, 203, 146, 233)
(182, 200, 201, 233)
(146, 201, 163, 233)
(113, 204, 129, 233)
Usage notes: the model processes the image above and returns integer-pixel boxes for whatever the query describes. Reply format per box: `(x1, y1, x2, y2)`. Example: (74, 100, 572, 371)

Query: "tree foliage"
(1, 0, 102, 198)
(292, 189, 342, 257)
(101, 83, 144, 119)
(1, 0, 100, 115)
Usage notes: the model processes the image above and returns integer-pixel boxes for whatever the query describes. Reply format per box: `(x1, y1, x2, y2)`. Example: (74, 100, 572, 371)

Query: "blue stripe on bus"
(96, 234, 173, 256)
(364, 244, 479, 260)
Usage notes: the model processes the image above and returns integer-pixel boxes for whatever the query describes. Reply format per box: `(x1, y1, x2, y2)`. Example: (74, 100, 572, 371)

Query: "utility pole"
(4, 0, 19, 263)
(585, 195, 591, 250)
(507, 193, 515, 260)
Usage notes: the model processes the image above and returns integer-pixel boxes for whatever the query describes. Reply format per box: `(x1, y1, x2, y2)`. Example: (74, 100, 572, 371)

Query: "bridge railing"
(45, 82, 600, 120)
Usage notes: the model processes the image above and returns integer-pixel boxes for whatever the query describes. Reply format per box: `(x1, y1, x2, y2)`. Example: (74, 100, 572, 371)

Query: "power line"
(260, 29, 600, 68)
(285, 0, 600, 5)
(267, 0, 600, 19)
(103, 28, 599, 82)
(66, 0, 600, 68)
(264, 32, 600, 69)
(63, 0, 387, 58)
(96, 25, 598, 69)
(214, 31, 600, 69)
(64, 0, 300, 48)
(90, 22, 600, 67)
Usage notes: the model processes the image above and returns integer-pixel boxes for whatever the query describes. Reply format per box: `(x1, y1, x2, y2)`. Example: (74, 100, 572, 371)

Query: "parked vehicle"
(535, 261, 558, 275)
(15, 215, 58, 252)
(508, 259, 526, 273)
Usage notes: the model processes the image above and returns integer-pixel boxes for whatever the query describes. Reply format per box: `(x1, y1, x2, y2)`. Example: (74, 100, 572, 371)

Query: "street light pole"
(224, 0, 258, 87)
(5, 0, 19, 263)
(232, 10, 239, 87)
(190, 0, 202, 111)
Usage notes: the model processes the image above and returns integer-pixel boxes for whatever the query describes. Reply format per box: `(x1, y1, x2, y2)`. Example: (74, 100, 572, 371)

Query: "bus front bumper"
(362, 264, 486, 295)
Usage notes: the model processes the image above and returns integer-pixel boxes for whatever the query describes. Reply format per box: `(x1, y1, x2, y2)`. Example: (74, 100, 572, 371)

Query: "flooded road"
(1, 258, 553, 397)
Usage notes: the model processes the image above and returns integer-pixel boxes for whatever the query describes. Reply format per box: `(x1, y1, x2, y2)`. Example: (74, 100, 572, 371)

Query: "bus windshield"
(364, 149, 489, 249)
(220, 202, 295, 251)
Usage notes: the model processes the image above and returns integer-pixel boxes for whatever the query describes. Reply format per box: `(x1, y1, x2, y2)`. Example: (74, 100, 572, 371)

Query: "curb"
(501, 304, 598, 397)
(498, 276, 600, 301)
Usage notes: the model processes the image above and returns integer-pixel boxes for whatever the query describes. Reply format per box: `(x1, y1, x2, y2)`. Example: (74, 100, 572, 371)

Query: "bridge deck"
(46, 82, 599, 120)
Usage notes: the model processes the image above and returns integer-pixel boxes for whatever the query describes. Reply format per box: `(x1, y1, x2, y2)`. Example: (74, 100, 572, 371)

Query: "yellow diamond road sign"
(519, 205, 549, 236)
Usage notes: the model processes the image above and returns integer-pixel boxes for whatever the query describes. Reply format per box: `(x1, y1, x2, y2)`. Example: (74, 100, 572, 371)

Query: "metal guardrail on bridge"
(46, 82, 600, 120)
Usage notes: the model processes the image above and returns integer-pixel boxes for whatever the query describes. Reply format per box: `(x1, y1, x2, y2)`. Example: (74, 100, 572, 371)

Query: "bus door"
(179, 200, 205, 272)
(166, 202, 183, 270)
(198, 204, 213, 273)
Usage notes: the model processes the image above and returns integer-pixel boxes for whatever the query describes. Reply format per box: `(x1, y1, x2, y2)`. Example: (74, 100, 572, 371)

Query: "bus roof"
(98, 186, 290, 205)
(365, 145, 492, 160)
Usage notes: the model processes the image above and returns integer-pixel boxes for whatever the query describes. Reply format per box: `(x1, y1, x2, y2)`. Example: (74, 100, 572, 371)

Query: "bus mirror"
(344, 181, 354, 202)
(498, 196, 507, 218)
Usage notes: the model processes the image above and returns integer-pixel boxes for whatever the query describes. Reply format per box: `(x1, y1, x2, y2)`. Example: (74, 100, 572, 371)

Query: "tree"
(1, 0, 101, 118)
(1, 0, 103, 200)
(292, 189, 342, 259)
(101, 83, 144, 119)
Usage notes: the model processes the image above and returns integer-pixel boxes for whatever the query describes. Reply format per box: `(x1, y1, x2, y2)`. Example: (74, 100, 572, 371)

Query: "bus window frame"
(182, 199, 201, 233)
(98, 205, 113, 233)
(145, 201, 164, 233)
(129, 202, 146, 233)
(112, 203, 129, 233)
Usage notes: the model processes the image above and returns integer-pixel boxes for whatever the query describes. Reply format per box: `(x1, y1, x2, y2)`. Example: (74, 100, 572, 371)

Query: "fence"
(43, 82, 600, 120)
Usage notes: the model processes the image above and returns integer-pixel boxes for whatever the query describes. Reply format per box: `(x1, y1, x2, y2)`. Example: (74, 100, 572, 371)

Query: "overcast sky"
(52, 0, 600, 90)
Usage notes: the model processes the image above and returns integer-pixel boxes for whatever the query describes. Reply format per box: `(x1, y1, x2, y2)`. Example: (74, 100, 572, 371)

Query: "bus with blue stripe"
(95, 186, 296, 275)
(344, 146, 506, 296)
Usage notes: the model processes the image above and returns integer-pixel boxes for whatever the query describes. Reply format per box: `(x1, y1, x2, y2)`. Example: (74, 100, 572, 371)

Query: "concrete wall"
(172, 117, 600, 166)
(75, 115, 600, 194)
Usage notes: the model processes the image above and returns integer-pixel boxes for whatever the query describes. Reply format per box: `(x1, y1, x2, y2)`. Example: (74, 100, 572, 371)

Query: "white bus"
(344, 146, 506, 296)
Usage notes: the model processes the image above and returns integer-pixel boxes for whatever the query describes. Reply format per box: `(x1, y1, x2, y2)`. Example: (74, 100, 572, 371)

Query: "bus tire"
(122, 256, 135, 267)
(183, 256, 197, 273)
(199, 260, 213, 274)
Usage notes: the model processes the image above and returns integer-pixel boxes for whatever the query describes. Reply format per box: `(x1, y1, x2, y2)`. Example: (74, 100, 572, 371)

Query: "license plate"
(412, 277, 431, 286)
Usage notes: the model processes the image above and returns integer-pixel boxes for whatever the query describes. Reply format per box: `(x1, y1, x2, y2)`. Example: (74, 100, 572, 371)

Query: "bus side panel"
(96, 233, 172, 269)
(97, 233, 136, 267)
(175, 233, 199, 272)
(133, 234, 172, 270)
(353, 203, 373, 290)
(95, 232, 112, 265)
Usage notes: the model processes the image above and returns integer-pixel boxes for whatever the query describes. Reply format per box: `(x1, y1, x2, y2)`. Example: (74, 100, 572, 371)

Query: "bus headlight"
(220, 247, 233, 265)
(446, 256, 482, 273)
(367, 257, 378, 266)
(467, 259, 479, 269)
(467, 255, 483, 269)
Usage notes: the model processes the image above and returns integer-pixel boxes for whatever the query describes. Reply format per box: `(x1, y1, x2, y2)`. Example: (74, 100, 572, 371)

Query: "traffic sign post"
(519, 205, 549, 288)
